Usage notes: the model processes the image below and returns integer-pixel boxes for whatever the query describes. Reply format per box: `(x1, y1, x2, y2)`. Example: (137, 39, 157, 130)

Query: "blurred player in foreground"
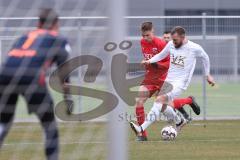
(131, 26, 215, 137)
(134, 22, 200, 141)
(0, 9, 71, 160)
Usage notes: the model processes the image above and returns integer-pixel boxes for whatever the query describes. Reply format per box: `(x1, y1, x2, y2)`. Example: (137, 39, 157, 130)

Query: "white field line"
(12, 116, 240, 123)
(9, 122, 238, 129)
(1, 15, 240, 20)
(188, 122, 239, 126)
(2, 138, 240, 147)
(2, 141, 107, 147)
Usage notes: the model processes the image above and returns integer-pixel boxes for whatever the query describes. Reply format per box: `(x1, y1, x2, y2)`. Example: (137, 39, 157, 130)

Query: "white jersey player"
(130, 26, 215, 136)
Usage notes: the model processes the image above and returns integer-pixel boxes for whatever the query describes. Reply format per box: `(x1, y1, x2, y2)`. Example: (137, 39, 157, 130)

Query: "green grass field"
(1, 120, 240, 160)
(1, 82, 239, 159)
(14, 82, 240, 120)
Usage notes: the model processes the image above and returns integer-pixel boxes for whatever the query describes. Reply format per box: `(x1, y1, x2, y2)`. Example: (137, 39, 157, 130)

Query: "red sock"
(136, 105, 147, 137)
(173, 97, 192, 109)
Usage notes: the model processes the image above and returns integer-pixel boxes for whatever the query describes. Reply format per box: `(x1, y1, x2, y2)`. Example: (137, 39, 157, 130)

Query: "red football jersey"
(140, 36, 170, 82)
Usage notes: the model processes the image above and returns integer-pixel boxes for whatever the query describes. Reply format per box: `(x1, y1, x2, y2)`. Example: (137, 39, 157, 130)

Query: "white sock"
(131, 122, 141, 133)
(141, 102, 162, 131)
(163, 105, 181, 124)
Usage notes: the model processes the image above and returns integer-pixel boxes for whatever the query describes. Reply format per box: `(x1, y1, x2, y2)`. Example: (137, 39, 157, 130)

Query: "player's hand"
(141, 59, 151, 66)
(206, 74, 215, 87)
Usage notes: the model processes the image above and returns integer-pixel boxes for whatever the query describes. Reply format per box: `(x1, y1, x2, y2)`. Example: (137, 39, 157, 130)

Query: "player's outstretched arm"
(206, 74, 215, 86)
(141, 42, 171, 65)
(195, 44, 215, 87)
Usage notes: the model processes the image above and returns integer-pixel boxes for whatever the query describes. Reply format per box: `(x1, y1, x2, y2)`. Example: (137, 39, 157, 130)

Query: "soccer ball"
(161, 126, 177, 140)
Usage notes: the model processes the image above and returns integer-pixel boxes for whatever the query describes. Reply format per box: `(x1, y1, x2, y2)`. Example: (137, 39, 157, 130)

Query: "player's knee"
(135, 97, 147, 106)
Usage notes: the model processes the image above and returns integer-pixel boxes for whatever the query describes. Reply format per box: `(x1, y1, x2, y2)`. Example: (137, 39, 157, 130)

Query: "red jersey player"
(135, 22, 196, 141)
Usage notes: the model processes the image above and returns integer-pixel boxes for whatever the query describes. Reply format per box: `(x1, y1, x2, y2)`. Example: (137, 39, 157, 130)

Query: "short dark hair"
(163, 30, 171, 34)
(39, 8, 58, 29)
(171, 26, 186, 36)
(141, 22, 153, 32)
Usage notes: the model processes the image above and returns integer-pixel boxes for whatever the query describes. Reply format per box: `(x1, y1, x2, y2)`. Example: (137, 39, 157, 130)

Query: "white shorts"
(165, 82, 185, 102)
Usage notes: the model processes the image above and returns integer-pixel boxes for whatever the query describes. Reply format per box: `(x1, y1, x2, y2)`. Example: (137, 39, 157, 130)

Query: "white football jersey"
(149, 40, 210, 90)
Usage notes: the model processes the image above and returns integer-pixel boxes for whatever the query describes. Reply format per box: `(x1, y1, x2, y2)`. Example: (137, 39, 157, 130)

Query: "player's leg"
(173, 98, 192, 122)
(36, 109, 58, 160)
(132, 99, 166, 133)
(156, 80, 191, 123)
(176, 107, 191, 122)
(130, 94, 183, 134)
(0, 93, 18, 148)
(162, 88, 191, 131)
(130, 85, 186, 135)
(160, 81, 200, 120)
(172, 96, 200, 116)
(159, 80, 192, 121)
(130, 100, 161, 136)
(143, 95, 184, 131)
(135, 85, 149, 127)
(25, 88, 59, 160)
(135, 85, 150, 140)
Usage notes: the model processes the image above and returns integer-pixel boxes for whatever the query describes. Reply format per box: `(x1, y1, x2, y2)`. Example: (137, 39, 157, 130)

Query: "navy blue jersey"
(0, 29, 70, 85)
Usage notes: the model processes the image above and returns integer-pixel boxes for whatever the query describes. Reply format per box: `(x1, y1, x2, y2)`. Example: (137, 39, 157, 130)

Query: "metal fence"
(0, 15, 239, 121)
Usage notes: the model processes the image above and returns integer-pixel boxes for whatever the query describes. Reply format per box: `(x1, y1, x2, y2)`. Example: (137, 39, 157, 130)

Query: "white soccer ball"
(161, 126, 177, 141)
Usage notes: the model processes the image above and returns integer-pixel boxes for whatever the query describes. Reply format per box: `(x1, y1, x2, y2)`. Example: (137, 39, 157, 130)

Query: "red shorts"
(141, 78, 165, 98)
